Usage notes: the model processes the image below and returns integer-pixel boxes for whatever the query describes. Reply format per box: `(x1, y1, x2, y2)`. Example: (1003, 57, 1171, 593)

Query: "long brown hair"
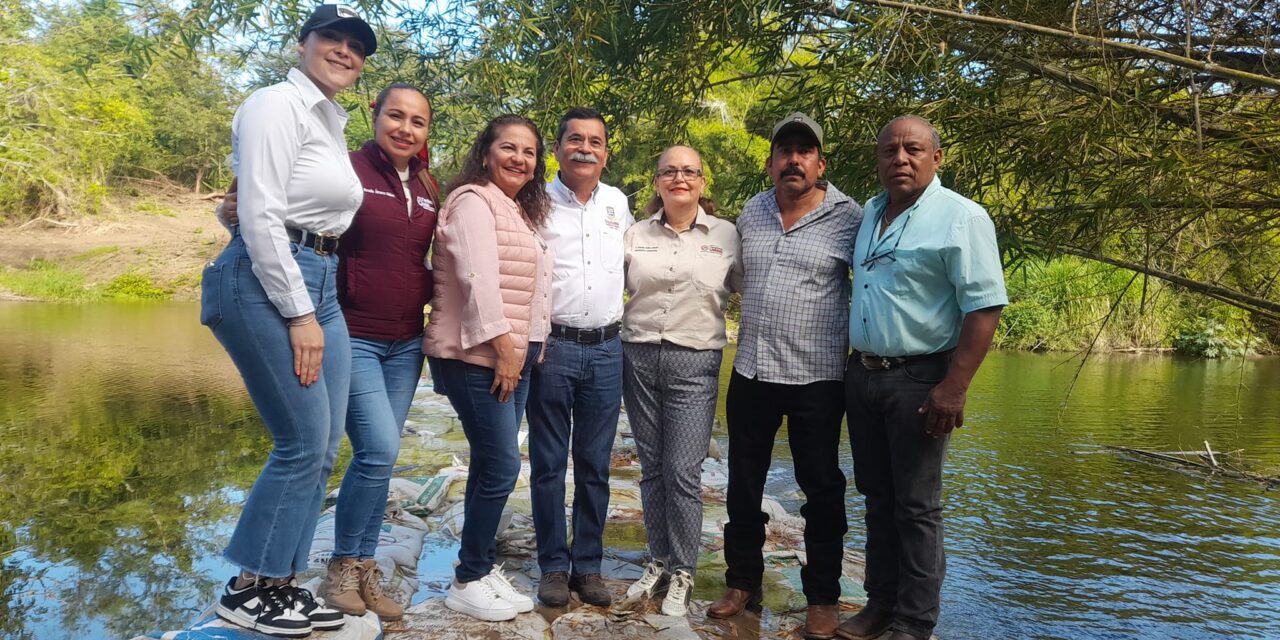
(449, 115, 551, 227)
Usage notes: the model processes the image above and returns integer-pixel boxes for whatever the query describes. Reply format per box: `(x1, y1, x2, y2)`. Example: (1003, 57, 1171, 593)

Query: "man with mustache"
(836, 115, 1005, 640)
(708, 113, 862, 640)
(528, 107, 632, 608)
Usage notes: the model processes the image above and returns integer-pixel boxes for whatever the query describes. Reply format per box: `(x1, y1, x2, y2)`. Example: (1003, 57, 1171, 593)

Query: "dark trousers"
(845, 353, 951, 638)
(528, 335, 624, 575)
(723, 371, 847, 604)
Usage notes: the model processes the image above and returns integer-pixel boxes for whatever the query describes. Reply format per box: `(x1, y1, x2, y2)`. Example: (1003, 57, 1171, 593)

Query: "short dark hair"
(450, 115, 552, 227)
(556, 107, 609, 146)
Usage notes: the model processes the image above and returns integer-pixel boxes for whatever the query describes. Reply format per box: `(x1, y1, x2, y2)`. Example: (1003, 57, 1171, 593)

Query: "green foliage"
(0, 259, 94, 301)
(0, 0, 237, 220)
(103, 272, 170, 300)
(1172, 310, 1263, 358)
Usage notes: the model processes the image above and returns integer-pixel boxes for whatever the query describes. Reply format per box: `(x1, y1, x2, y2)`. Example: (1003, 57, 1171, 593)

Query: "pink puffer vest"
(423, 182, 551, 369)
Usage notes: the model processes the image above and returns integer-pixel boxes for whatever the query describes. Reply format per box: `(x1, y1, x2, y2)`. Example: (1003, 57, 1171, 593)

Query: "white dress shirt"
(543, 175, 632, 328)
(231, 68, 363, 318)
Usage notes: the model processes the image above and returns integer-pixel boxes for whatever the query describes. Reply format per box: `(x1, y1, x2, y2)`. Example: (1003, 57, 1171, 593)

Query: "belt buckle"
(582, 327, 602, 343)
(313, 234, 338, 256)
(859, 353, 892, 370)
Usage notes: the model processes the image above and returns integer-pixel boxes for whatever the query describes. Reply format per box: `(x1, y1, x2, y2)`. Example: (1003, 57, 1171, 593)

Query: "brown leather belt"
(854, 349, 953, 371)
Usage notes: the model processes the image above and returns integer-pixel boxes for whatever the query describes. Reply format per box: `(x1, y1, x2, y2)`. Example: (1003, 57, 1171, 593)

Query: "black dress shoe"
(835, 605, 895, 640)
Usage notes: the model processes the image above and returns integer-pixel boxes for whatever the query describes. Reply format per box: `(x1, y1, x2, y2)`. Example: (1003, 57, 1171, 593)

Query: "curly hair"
(449, 115, 551, 227)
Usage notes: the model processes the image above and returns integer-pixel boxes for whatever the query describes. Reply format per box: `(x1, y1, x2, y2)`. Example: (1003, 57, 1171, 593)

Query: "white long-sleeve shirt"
(543, 175, 632, 328)
(230, 68, 363, 318)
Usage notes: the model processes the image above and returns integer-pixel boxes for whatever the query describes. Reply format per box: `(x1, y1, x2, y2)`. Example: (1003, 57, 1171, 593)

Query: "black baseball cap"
(299, 4, 378, 56)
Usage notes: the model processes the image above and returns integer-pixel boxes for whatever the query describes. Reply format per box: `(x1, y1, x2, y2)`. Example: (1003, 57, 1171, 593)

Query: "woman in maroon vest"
(221, 82, 438, 622)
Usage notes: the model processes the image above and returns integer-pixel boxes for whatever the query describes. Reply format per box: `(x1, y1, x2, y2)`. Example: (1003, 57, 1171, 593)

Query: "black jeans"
(723, 371, 847, 604)
(845, 353, 951, 638)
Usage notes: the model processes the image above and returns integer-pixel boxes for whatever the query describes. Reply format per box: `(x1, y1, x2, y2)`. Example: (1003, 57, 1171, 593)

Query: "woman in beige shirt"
(620, 146, 743, 616)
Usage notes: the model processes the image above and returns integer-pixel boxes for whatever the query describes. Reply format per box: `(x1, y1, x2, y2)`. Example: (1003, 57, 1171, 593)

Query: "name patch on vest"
(364, 187, 397, 199)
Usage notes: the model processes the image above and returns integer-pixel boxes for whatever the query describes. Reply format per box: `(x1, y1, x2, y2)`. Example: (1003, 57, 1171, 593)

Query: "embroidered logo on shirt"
(634, 245, 659, 253)
(700, 244, 724, 256)
(605, 208, 621, 231)
(416, 196, 435, 212)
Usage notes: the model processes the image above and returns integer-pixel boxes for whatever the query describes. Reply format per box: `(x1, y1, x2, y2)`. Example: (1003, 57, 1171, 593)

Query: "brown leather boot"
(835, 605, 895, 640)
(804, 604, 840, 639)
(706, 587, 763, 618)
(358, 559, 404, 621)
(317, 557, 366, 616)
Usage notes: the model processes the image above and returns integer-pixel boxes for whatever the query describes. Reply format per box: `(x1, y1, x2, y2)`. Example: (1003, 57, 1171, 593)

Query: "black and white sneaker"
(281, 579, 346, 630)
(215, 576, 312, 638)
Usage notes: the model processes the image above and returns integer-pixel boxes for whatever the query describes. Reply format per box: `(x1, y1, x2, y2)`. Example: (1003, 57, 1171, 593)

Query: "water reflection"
(1, 303, 1278, 638)
(0, 302, 265, 637)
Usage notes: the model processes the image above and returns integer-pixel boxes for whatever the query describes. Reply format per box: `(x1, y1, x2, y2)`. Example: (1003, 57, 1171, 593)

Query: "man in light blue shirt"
(838, 115, 1006, 640)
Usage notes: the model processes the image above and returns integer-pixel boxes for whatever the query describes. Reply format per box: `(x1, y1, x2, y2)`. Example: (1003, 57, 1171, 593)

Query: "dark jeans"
(428, 346, 539, 583)
(723, 371, 847, 605)
(528, 335, 623, 575)
(845, 353, 951, 638)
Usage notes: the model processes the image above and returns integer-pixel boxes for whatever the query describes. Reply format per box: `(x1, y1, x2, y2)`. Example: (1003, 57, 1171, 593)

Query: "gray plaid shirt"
(734, 183, 863, 384)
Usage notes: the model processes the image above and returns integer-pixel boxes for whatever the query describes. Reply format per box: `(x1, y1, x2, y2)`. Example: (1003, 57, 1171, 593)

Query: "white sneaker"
(660, 570, 693, 617)
(625, 560, 667, 599)
(444, 577, 517, 621)
(482, 565, 535, 613)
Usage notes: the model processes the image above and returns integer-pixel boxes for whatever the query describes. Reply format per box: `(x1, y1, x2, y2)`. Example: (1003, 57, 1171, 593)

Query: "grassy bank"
(0, 256, 174, 302)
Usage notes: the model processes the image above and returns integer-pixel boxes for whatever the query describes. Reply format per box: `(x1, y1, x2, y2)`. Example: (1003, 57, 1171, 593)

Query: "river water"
(1, 301, 1277, 639)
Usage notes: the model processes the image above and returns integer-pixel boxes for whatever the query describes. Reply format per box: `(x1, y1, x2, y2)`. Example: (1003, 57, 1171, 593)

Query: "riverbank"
(0, 183, 228, 302)
(2, 185, 1271, 355)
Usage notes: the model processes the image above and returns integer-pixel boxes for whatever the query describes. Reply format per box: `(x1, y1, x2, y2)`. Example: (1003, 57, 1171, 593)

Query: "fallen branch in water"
(1099, 444, 1280, 489)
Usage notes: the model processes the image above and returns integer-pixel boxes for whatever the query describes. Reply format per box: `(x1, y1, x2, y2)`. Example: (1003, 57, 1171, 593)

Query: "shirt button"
(863, 318, 867, 322)
(864, 284, 869, 289)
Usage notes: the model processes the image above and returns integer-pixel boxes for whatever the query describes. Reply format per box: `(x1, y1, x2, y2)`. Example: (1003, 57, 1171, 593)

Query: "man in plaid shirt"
(707, 113, 862, 640)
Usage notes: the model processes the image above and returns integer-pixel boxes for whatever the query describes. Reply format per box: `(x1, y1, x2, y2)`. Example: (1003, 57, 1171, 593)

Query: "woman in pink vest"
(424, 115, 553, 622)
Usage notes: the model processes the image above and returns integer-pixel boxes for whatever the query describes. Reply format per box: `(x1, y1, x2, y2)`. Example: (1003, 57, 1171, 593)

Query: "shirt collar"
(766, 181, 852, 228)
(650, 206, 710, 232)
(287, 68, 348, 120)
(550, 173, 601, 206)
(869, 175, 943, 218)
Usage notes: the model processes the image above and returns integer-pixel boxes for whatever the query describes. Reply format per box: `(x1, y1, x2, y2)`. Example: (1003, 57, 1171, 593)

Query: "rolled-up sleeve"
(232, 90, 313, 318)
(448, 192, 512, 348)
(943, 212, 1009, 313)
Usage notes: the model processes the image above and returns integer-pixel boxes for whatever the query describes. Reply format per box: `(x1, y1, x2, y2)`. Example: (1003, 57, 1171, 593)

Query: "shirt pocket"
(693, 248, 731, 293)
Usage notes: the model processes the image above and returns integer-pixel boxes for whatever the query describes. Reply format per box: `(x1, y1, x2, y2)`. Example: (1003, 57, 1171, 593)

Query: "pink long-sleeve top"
(423, 181, 552, 369)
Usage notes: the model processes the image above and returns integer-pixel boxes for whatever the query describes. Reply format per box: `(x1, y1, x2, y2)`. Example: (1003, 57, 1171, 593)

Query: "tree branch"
(826, 0, 1280, 90)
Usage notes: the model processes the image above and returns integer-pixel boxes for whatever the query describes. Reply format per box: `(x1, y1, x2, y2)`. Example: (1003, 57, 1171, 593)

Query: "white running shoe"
(483, 565, 535, 613)
(444, 577, 517, 621)
(661, 570, 694, 617)
(625, 560, 667, 599)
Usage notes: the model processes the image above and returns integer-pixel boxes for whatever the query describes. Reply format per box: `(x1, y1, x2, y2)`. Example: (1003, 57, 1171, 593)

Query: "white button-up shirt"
(543, 175, 631, 328)
(231, 68, 363, 318)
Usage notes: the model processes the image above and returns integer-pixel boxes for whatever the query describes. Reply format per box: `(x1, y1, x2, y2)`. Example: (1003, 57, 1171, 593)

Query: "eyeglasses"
(656, 168, 704, 181)
(860, 207, 913, 271)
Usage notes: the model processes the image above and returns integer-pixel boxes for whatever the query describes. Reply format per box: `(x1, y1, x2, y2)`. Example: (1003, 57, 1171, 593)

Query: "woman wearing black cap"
(199, 5, 377, 637)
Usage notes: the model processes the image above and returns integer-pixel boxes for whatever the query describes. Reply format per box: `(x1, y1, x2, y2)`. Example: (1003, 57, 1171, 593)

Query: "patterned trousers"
(622, 341, 723, 574)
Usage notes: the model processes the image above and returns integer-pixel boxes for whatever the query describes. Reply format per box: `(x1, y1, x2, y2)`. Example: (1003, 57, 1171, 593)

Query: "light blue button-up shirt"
(850, 177, 1007, 357)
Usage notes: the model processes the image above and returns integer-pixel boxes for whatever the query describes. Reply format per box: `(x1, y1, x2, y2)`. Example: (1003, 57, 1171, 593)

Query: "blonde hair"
(644, 145, 717, 216)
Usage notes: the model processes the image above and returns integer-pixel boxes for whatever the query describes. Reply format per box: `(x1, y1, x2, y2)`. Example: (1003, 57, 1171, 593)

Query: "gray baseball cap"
(770, 112, 823, 148)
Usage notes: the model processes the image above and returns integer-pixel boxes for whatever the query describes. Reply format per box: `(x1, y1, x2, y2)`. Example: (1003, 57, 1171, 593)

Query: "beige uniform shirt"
(622, 208, 744, 350)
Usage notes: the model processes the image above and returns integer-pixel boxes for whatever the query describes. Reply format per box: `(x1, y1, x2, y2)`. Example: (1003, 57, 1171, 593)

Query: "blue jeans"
(201, 233, 351, 578)
(528, 335, 623, 575)
(428, 346, 539, 583)
(333, 334, 425, 559)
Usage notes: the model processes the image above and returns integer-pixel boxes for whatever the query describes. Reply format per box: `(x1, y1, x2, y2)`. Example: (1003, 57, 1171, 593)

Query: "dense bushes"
(0, 0, 237, 221)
